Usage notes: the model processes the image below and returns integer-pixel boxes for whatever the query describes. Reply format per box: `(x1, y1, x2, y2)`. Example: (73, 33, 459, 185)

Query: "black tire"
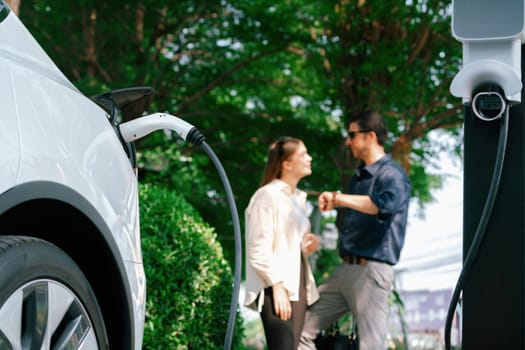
(0, 236, 109, 350)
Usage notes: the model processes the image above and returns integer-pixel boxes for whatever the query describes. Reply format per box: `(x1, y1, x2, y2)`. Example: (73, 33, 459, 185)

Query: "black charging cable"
(186, 131, 241, 350)
(444, 104, 510, 349)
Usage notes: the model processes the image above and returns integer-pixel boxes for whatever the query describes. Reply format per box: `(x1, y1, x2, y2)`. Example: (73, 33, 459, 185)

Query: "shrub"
(139, 183, 244, 349)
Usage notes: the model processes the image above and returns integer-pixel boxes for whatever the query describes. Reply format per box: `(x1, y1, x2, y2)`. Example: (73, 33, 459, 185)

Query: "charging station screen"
(453, 0, 524, 40)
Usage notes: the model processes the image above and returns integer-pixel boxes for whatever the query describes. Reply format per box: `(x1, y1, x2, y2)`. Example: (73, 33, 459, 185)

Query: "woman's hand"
(303, 233, 320, 253)
(272, 282, 291, 320)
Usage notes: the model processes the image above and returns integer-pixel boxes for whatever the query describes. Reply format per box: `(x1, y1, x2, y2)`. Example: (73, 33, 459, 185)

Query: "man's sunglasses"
(347, 130, 371, 139)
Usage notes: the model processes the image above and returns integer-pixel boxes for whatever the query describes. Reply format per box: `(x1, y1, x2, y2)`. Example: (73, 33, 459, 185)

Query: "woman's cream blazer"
(244, 179, 319, 311)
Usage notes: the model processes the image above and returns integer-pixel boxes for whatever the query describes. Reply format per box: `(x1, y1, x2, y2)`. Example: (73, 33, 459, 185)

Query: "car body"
(0, 2, 146, 349)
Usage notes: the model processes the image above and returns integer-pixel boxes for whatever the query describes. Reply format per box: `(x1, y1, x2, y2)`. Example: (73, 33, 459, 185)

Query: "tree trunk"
(390, 135, 412, 174)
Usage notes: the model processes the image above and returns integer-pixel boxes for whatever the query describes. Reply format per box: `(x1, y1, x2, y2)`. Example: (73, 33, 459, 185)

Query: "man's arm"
(318, 191, 379, 215)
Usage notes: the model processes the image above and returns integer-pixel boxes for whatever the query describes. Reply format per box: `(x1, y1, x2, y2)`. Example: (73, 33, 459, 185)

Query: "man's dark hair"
(347, 110, 387, 146)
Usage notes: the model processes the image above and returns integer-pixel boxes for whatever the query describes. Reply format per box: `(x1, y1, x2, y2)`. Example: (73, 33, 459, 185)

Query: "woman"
(244, 136, 320, 349)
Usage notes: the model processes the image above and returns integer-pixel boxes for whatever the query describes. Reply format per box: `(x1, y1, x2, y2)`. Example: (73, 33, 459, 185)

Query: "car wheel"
(0, 236, 109, 350)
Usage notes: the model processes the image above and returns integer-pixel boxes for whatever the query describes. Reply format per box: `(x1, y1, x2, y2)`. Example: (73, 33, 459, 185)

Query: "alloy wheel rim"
(0, 279, 98, 350)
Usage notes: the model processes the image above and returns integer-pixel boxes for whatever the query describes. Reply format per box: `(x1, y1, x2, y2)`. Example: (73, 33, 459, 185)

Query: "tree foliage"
(19, 0, 463, 258)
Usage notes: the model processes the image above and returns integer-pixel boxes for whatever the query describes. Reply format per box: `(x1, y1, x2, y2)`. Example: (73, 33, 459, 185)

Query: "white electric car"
(0, 2, 146, 349)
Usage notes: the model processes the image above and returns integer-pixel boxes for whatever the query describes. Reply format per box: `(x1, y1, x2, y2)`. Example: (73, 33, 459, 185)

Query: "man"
(299, 110, 411, 350)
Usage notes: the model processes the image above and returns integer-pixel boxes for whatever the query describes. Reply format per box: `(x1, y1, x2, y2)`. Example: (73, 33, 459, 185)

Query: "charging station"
(449, 0, 525, 348)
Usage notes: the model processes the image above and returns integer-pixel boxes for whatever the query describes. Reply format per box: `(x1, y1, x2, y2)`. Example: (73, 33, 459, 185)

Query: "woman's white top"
(244, 179, 319, 311)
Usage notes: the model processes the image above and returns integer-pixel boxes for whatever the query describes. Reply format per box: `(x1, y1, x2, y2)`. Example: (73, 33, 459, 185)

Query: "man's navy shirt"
(339, 154, 411, 265)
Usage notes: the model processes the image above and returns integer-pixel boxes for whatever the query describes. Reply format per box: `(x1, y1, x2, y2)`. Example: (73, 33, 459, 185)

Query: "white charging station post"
(451, 0, 525, 348)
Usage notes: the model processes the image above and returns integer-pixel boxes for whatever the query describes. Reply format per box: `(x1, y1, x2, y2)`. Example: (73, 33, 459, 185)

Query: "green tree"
(288, 0, 464, 198)
(19, 0, 463, 257)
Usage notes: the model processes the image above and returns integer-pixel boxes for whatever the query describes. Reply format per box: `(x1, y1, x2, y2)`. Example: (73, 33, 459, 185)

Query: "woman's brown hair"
(260, 136, 303, 187)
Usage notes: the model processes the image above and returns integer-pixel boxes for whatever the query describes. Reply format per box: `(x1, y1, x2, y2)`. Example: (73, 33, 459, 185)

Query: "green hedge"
(139, 183, 244, 349)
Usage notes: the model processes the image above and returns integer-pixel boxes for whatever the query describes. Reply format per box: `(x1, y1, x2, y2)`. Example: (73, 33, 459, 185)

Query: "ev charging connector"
(120, 112, 205, 145)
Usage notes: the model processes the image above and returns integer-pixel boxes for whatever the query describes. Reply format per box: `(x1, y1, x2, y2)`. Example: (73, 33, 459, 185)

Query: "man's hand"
(272, 282, 291, 320)
(318, 191, 335, 211)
